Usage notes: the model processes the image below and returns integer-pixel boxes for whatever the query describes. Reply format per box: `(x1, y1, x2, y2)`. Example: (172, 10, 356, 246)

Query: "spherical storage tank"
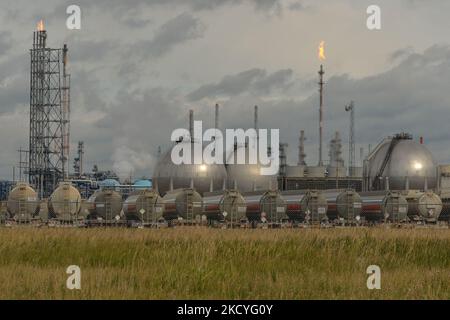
(123, 188, 164, 222)
(133, 179, 152, 189)
(48, 182, 82, 221)
(153, 141, 228, 196)
(87, 189, 123, 220)
(226, 143, 278, 192)
(366, 133, 436, 190)
(6, 182, 40, 221)
(98, 179, 120, 190)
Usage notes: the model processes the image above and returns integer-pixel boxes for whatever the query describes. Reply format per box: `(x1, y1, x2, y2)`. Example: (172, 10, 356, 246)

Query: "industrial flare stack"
(28, 21, 70, 199)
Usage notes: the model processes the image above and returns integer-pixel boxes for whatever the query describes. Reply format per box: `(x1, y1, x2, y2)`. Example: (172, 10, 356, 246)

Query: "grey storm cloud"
(67, 0, 285, 12)
(137, 12, 205, 58)
(0, 54, 29, 116)
(187, 68, 295, 101)
(0, 32, 13, 55)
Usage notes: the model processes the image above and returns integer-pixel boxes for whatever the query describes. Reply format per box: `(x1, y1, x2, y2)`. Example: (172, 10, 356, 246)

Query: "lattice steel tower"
(28, 22, 70, 198)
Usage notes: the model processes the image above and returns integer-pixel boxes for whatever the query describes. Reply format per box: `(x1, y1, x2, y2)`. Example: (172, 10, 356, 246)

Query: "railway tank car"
(48, 182, 82, 221)
(6, 182, 40, 222)
(300, 190, 328, 223)
(360, 191, 407, 222)
(322, 190, 342, 221)
(404, 190, 442, 222)
(162, 188, 203, 220)
(335, 189, 363, 222)
(282, 190, 305, 221)
(202, 189, 247, 222)
(244, 190, 287, 222)
(381, 191, 409, 222)
(87, 189, 123, 220)
(282, 190, 330, 222)
(123, 189, 164, 223)
(359, 191, 387, 222)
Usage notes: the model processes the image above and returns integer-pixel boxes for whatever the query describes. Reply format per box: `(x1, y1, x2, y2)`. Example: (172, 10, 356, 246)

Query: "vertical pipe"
(299, 130, 306, 165)
(189, 109, 194, 143)
(254, 105, 258, 132)
(360, 147, 364, 167)
(215, 103, 219, 133)
(318, 65, 324, 166)
(154, 179, 159, 194)
(436, 166, 441, 193)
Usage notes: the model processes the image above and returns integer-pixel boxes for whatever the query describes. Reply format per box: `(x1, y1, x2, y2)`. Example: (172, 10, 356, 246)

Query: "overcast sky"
(1, 0, 450, 180)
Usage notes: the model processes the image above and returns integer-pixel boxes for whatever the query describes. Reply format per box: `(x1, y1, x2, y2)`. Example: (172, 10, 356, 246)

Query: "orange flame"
(37, 20, 45, 32)
(318, 41, 326, 61)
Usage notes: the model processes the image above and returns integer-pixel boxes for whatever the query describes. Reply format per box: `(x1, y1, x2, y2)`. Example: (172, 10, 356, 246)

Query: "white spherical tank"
(225, 144, 278, 192)
(153, 141, 228, 196)
(366, 134, 436, 190)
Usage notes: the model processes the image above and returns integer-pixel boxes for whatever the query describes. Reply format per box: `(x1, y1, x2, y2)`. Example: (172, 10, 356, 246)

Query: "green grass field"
(0, 227, 449, 299)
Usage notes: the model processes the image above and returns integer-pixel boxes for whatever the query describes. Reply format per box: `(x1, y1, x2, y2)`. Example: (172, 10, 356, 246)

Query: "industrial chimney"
(298, 130, 307, 165)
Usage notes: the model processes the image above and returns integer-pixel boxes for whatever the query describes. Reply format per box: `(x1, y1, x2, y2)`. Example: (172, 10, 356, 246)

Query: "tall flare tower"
(28, 21, 70, 198)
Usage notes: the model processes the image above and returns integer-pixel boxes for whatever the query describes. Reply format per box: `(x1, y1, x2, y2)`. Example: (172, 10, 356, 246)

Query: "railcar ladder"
(186, 191, 193, 222)
(105, 198, 112, 221)
(18, 199, 26, 222)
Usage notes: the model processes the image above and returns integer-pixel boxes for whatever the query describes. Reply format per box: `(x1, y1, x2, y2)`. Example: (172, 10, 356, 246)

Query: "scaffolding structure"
(28, 26, 70, 198)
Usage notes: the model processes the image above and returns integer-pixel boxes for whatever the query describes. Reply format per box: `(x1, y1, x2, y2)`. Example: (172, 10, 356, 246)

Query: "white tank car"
(7, 182, 40, 222)
(48, 182, 82, 221)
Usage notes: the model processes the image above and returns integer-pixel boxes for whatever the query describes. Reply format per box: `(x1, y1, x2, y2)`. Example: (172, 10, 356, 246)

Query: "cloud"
(288, 1, 305, 11)
(389, 46, 415, 63)
(0, 32, 12, 55)
(112, 145, 156, 181)
(69, 0, 285, 13)
(187, 68, 295, 101)
(137, 12, 205, 59)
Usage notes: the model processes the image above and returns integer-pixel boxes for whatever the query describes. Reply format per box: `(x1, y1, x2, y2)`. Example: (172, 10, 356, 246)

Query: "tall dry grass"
(0, 227, 449, 299)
